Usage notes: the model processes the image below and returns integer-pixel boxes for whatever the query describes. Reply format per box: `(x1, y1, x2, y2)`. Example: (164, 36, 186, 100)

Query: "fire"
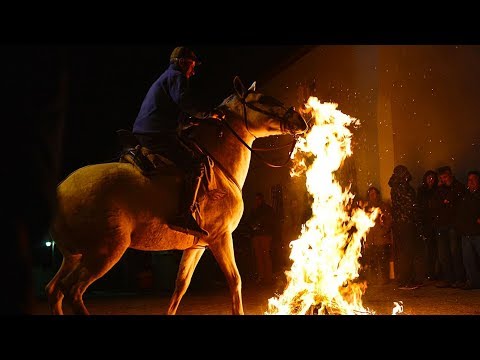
(266, 97, 396, 315)
(392, 301, 403, 315)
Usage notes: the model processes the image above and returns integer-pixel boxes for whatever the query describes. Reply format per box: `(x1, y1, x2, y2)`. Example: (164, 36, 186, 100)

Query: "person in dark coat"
(416, 170, 439, 281)
(388, 165, 422, 289)
(432, 165, 466, 288)
(456, 171, 480, 289)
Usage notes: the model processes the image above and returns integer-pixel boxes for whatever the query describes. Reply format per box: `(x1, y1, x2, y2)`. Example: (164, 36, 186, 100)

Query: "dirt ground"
(32, 280, 480, 316)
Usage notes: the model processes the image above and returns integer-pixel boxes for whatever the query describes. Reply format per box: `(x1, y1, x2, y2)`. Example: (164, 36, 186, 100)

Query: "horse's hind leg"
(61, 245, 129, 315)
(167, 246, 206, 315)
(45, 254, 82, 315)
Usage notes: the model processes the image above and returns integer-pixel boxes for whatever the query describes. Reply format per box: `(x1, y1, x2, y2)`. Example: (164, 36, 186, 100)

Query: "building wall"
(384, 45, 480, 187)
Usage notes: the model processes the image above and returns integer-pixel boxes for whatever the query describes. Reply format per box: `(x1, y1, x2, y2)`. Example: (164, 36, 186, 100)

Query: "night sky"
(46, 45, 309, 177)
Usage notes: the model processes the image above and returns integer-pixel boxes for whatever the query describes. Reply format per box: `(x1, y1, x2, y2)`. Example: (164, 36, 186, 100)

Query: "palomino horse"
(46, 77, 307, 315)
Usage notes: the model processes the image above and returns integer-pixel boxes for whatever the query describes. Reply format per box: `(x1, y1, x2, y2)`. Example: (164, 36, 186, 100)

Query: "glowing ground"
(32, 280, 480, 315)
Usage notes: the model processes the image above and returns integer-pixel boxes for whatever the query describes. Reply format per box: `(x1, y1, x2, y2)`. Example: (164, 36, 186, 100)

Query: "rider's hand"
(209, 109, 225, 122)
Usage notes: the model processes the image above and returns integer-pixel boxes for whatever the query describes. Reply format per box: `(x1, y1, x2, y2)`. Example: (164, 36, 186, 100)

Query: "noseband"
(242, 103, 297, 135)
(217, 92, 300, 168)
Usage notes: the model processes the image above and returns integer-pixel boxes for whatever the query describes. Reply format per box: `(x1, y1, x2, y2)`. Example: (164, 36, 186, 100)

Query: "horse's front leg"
(166, 246, 206, 315)
(209, 233, 244, 315)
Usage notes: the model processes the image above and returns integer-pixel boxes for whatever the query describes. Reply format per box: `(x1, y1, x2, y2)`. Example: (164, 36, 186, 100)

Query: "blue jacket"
(133, 63, 208, 134)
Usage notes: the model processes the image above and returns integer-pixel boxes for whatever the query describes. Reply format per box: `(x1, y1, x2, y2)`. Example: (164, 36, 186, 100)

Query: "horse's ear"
(233, 76, 247, 99)
(248, 81, 256, 92)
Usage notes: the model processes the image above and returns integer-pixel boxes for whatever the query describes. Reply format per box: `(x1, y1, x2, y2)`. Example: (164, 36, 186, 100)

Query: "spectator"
(247, 193, 276, 285)
(417, 170, 439, 281)
(388, 165, 423, 289)
(363, 186, 393, 285)
(432, 165, 466, 288)
(456, 171, 480, 290)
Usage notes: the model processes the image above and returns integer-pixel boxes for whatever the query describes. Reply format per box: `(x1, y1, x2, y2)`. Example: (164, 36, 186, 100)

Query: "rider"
(132, 46, 224, 238)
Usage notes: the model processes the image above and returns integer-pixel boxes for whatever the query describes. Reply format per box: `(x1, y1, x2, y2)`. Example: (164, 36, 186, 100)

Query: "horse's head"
(219, 77, 308, 138)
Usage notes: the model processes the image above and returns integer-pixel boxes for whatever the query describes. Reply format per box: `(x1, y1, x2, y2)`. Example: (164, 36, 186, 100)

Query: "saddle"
(117, 129, 180, 176)
(116, 130, 218, 200)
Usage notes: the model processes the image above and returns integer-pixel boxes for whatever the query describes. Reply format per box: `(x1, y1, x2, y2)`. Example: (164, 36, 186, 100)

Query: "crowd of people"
(360, 164, 480, 291)
(243, 164, 480, 293)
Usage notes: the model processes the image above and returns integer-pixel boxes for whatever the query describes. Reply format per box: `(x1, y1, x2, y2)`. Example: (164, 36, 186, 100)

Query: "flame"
(266, 97, 397, 315)
(392, 301, 403, 315)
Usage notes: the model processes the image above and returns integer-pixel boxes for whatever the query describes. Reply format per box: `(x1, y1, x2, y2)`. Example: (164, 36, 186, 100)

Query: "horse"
(46, 77, 308, 315)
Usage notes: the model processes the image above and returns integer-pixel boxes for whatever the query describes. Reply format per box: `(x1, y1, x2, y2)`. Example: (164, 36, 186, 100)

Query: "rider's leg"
(134, 133, 208, 238)
(169, 161, 208, 238)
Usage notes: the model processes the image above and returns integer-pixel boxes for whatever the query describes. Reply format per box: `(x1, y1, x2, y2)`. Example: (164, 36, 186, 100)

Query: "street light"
(45, 240, 55, 268)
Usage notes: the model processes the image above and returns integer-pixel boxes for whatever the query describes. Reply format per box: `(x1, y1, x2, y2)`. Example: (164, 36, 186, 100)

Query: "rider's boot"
(169, 167, 208, 238)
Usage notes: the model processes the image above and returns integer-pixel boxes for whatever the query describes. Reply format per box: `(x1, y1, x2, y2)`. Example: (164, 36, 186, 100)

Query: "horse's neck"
(196, 118, 254, 190)
(217, 121, 253, 189)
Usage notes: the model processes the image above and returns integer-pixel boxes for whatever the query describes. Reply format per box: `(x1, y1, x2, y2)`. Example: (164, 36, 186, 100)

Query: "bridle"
(219, 92, 302, 168)
(192, 92, 305, 193)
